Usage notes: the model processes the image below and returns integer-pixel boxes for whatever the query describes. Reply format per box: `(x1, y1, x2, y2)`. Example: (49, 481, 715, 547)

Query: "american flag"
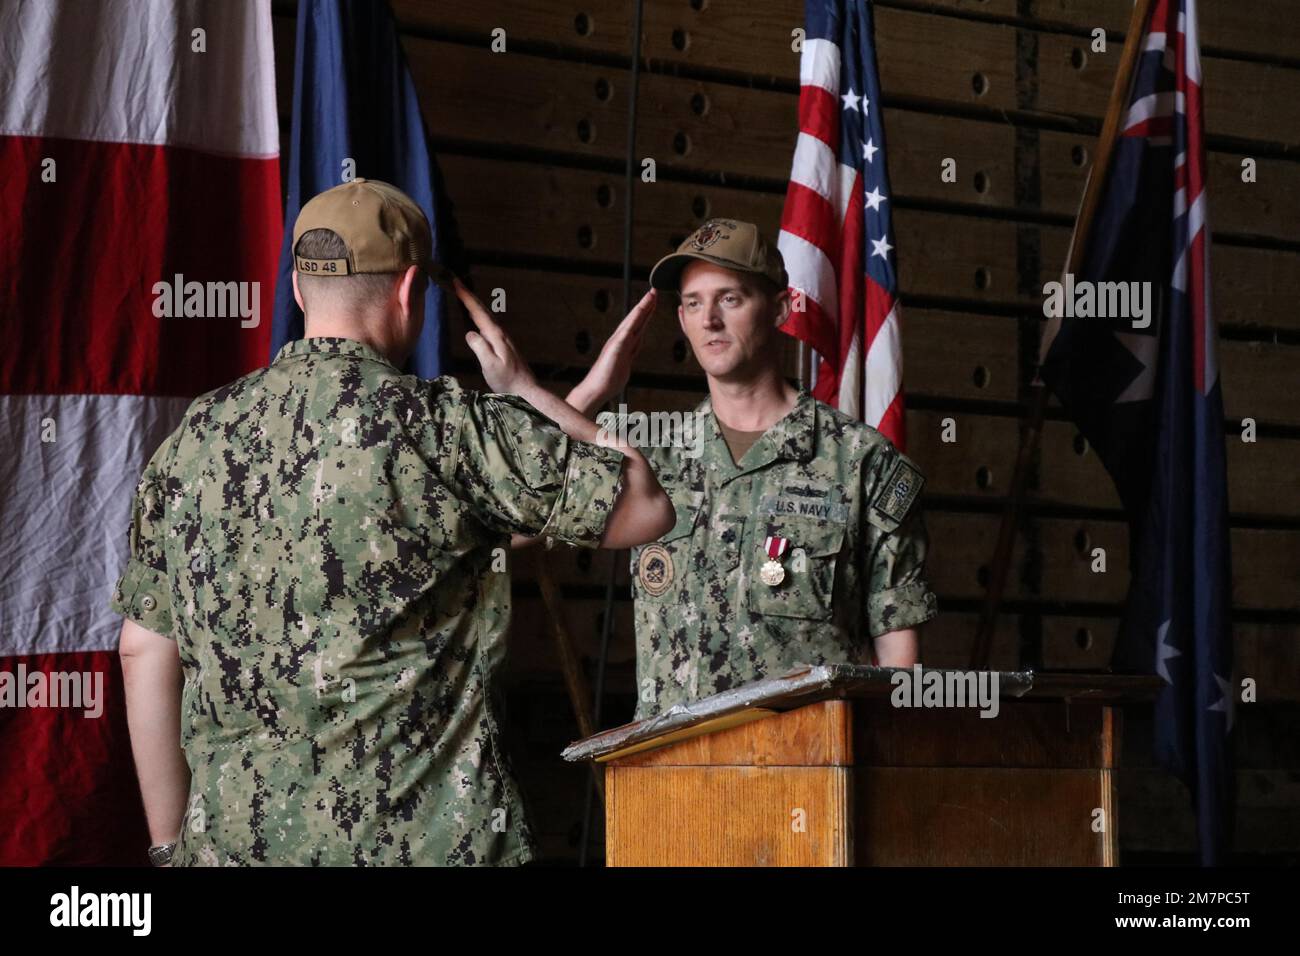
(0, 0, 280, 863)
(1039, 0, 1234, 864)
(778, 0, 905, 449)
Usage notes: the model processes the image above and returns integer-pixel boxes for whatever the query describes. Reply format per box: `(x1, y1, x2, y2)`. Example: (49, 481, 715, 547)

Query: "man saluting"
(112, 180, 674, 866)
(565, 218, 937, 719)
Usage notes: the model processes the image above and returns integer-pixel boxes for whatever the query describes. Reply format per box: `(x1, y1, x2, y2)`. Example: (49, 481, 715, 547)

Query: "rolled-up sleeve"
(864, 508, 938, 637)
(450, 391, 625, 548)
(109, 448, 176, 637)
(861, 447, 938, 637)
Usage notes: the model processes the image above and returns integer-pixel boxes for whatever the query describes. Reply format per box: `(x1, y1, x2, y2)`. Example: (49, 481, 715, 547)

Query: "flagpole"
(578, 0, 647, 868)
(970, 0, 1157, 669)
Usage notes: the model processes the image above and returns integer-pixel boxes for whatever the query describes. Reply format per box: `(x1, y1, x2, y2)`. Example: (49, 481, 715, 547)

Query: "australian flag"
(271, 0, 456, 377)
(1039, 0, 1233, 865)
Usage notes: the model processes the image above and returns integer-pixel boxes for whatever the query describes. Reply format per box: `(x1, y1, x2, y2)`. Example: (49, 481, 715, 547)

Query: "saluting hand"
(567, 289, 657, 416)
(455, 278, 538, 396)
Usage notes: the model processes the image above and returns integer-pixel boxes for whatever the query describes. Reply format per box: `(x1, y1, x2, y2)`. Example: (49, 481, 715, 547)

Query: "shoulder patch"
(870, 456, 924, 530)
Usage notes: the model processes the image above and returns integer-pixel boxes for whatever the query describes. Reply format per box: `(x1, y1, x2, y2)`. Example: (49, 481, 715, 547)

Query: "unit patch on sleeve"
(872, 457, 924, 527)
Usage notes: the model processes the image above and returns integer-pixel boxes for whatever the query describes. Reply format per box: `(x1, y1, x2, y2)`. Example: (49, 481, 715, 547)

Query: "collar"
(272, 336, 399, 370)
(700, 388, 818, 485)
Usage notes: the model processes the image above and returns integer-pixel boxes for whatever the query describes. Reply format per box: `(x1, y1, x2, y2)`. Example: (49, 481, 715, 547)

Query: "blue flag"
(1039, 0, 1234, 865)
(271, 0, 452, 378)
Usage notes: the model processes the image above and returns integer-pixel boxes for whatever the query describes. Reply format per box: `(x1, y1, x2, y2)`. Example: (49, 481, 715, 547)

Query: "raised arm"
(564, 288, 657, 417)
(455, 279, 674, 549)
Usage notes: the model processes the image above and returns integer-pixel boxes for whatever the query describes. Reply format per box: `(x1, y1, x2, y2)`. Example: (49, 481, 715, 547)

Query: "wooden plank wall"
(272, 0, 1300, 863)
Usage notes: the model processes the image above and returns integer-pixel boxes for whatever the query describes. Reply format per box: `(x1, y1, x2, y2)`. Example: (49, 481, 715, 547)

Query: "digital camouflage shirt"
(110, 337, 624, 866)
(630, 391, 937, 719)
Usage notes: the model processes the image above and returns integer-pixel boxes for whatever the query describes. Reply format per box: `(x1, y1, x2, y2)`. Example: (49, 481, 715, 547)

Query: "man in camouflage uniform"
(565, 219, 937, 719)
(112, 179, 674, 865)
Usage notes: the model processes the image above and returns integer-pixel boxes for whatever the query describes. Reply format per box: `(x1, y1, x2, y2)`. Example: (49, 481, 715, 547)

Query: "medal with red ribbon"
(760, 535, 789, 587)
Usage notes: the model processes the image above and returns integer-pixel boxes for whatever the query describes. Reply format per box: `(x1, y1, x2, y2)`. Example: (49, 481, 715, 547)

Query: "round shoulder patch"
(637, 543, 674, 596)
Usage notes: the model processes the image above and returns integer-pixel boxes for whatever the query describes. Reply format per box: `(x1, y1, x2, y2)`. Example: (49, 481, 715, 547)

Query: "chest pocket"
(749, 517, 846, 620)
(633, 504, 697, 599)
(633, 504, 745, 600)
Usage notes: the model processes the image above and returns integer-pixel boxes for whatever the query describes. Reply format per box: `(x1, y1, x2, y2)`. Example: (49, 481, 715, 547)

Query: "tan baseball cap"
(292, 178, 452, 282)
(649, 218, 787, 293)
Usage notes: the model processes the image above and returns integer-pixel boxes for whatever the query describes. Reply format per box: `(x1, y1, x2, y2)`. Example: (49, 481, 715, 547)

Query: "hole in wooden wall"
(973, 365, 990, 389)
(692, 195, 709, 218)
(974, 267, 991, 290)
(1075, 627, 1094, 651)
(1072, 144, 1089, 167)
(971, 73, 988, 96)
(1074, 527, 1091, 556)
(577, 225, 594, 249)
(596, 184, 613, 208)
(974, 170, 989, 194)
(574, 12, 592, 36)
(577, 118, 594, 144)
(1073, 432, 1089, 455)
(673, 131, 691, 155)
(976, 465, 994, 490)
(691, 92, 709, 116)
(595, 77, 612, 101)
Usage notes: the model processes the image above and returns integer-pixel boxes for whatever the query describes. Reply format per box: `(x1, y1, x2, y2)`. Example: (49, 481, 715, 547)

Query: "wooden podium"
(562, 665, 1161, 866)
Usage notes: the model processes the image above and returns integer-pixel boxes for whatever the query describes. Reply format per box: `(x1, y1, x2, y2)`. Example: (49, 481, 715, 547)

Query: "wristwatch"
(148, 841, 177, 866)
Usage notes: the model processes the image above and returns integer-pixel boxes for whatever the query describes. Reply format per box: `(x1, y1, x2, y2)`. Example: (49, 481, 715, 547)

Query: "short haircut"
(295, 228, 403, 312)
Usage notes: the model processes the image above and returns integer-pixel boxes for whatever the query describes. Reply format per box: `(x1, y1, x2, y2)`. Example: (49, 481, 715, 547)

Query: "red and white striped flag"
(0, 0, 281, 864)
(778, 0, 906, 449)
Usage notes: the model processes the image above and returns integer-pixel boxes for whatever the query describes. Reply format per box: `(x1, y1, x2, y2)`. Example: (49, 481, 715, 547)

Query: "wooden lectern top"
(562, 664, 1163, 764)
